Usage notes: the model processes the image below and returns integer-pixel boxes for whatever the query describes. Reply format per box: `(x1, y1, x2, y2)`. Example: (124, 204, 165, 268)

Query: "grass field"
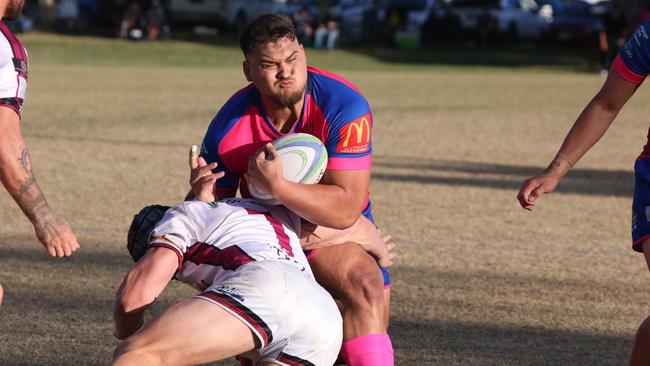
(0, 33, 648, 365)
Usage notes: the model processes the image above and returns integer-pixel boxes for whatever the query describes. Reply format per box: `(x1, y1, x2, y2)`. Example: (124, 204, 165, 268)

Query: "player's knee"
(340, 259, 384, 308)
(113, 339, 163, 365)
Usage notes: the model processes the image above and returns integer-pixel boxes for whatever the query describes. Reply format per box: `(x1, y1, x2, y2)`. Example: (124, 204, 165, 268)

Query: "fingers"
(189, 145, 199, 169)
(190, 162, 218, 184)
(265, 143, 278, 160)
(54, 243, 64, 258)
(47, 244, 57, 257)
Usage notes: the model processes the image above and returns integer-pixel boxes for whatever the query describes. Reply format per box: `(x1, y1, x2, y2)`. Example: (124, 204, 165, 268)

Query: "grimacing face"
(244, 37, 308, 108)
(4, 0, 24, 21)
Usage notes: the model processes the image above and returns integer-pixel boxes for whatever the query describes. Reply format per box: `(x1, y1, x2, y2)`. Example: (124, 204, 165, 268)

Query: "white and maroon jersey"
(0, 21, 27, 116)
(148, 198, 312, 291)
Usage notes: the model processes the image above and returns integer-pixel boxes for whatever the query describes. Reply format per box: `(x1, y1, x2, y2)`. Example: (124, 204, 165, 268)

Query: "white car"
(453, 0, 551, 41)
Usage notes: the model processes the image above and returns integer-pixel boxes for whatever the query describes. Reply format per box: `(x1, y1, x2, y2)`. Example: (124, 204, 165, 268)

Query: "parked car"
(168, 0, 299, 33)
(540, 0, 605, 43)
(452, 0, 551, 41)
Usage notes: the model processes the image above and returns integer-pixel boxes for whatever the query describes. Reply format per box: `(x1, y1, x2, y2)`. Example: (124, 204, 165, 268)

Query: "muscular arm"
(113, 247, 178, 340)
(517, 70, 639, 209)
(300, 215, 396, 267)
(0, 107, 78, 256)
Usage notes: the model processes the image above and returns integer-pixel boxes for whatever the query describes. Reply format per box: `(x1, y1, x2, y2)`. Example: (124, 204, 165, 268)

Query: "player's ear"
(243, 60, 253, 82)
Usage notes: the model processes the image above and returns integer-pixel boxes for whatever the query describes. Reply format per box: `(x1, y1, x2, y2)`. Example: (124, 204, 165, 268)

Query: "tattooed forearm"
(18, 175, 34, 194)
(10, 148, 50, 221)
(18, 147, 32, 174)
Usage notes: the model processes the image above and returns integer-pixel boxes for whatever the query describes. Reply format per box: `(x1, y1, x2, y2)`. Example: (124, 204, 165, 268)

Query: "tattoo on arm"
(18, 148, 31, 174)
(13, 147, 49, 220)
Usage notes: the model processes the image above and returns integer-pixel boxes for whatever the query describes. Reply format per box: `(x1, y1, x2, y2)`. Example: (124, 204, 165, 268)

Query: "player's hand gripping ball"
(127, 205, 170, 262)
(248, 133, 327, 205)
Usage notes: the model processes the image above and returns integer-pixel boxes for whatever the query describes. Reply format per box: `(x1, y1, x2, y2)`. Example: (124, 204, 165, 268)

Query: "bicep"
(596, 69, 641, 111)
(321, 168, 370, 211)
(119, 247, 179, 303)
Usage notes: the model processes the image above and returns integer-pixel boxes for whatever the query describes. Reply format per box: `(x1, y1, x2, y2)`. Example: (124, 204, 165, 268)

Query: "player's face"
(4, 0, 24, 21)
(244, 37, 307, 108)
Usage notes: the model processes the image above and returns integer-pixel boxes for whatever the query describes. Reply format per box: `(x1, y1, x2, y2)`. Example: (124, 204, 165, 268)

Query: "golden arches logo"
(342, 117, 371, 148)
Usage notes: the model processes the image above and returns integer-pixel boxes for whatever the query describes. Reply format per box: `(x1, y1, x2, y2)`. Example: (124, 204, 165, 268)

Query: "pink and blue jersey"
(201, 66, 374, 221)
(614, 21, 650, 158)
(611, 21, 650, 251)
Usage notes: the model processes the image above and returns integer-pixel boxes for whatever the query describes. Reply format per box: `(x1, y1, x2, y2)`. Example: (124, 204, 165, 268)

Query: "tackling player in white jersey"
(112, 198, 345, 365)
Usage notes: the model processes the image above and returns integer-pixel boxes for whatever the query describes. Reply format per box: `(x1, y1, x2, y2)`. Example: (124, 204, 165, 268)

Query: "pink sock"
(341, 334, 394, 366)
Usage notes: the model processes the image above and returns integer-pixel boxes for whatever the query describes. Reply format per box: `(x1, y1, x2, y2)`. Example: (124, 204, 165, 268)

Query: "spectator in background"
(145, 0, 168, 41)
(119, 1, 143, 40)
(476, 4, 497, 49)
(314, 9, 339, 50)
(293, 6, 314, 46)
(599, 3, 627, 73)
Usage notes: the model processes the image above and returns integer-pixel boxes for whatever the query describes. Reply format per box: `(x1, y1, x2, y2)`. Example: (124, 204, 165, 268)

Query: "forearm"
(547, 96, 621, 178)
(113, 301, 145, 340)
(273, 181, 362, 229)
(301, 216, 365, 250)
(0, 122, 52, 224)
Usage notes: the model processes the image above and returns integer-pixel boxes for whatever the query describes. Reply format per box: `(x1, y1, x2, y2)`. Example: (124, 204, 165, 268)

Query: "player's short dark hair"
(239, 14, 297, 56)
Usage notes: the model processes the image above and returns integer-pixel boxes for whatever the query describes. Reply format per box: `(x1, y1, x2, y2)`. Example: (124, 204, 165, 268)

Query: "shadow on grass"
(391, 319, 631, 365)
(373, 155, 634, 197)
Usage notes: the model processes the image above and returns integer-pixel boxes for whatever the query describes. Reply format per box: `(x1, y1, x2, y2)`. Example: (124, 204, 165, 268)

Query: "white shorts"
(194, 260, 342, 366)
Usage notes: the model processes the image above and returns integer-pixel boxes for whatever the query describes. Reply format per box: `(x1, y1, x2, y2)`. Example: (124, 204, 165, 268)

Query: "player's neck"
(262, 97, 304, 134)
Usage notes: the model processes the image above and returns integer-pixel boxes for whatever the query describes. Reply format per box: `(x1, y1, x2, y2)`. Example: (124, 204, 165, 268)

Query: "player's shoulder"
(616, 22, 650, 81)
(308, 66, 370, 123)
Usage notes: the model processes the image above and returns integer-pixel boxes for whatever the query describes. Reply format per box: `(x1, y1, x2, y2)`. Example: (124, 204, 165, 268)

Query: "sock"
(341, 333, 394, 366)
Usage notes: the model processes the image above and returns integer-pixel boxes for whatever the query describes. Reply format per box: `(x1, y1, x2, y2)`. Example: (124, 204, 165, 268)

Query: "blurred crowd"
(12, 0, 650, 56)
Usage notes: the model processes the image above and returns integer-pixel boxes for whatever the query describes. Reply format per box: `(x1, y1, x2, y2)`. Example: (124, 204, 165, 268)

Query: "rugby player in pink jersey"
(518, 21, 650, 365)
(0, 0, 79, 306)
(188, 14, 393, 365)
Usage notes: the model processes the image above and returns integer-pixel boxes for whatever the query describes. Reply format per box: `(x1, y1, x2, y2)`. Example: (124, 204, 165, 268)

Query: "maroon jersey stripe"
(184, 242, 254, 271)
(244, 208, 293, 256)
(199, 290, 272, 345)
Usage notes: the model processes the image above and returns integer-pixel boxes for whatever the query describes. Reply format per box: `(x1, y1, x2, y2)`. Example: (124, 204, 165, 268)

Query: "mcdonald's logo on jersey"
(336, 114, 372, 154)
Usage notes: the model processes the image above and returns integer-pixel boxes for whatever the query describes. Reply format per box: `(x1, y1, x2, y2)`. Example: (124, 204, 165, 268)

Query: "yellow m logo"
(342, 117, 371, 148)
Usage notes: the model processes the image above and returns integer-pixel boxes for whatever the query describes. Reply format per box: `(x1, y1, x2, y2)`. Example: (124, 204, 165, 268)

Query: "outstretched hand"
(517, 172, 561, 211)
(189, 145, 224, 202)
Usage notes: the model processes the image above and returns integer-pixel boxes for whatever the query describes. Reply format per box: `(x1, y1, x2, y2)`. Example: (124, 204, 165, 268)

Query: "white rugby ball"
(248, 133, 328, 205)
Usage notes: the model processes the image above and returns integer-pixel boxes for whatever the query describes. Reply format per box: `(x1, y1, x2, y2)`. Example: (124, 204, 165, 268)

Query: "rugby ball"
(248, 133, 327, 205)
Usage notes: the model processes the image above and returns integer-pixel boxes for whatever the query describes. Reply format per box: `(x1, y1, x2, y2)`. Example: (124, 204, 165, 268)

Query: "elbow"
(328, 209, 362, 230)
(116, 290, 155, 315)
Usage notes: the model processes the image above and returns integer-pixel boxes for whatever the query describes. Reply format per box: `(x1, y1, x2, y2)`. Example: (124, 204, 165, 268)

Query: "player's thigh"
(118, 298, 257, 365)
(309, 242, 383, 301)
(281, 267, 342, 366)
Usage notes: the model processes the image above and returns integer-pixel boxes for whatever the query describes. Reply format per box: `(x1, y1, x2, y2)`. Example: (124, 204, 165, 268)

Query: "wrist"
(545, 152, 573, 178)
(269, 177, 290, 200)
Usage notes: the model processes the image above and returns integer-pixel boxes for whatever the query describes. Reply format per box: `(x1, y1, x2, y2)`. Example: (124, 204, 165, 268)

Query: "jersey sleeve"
(149, 203, 198, 269)
(324, 98, 373, 171)
(613, 21, 650, 84)
(200, 137, 239, 198)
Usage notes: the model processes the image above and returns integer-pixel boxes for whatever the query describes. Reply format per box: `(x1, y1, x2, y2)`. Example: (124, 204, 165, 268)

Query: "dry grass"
(0, 33, 647, 365)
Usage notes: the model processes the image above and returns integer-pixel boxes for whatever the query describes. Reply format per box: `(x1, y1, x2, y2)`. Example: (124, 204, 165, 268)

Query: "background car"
(452, 0, 551, 41)
(540, 0, 609, 44)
